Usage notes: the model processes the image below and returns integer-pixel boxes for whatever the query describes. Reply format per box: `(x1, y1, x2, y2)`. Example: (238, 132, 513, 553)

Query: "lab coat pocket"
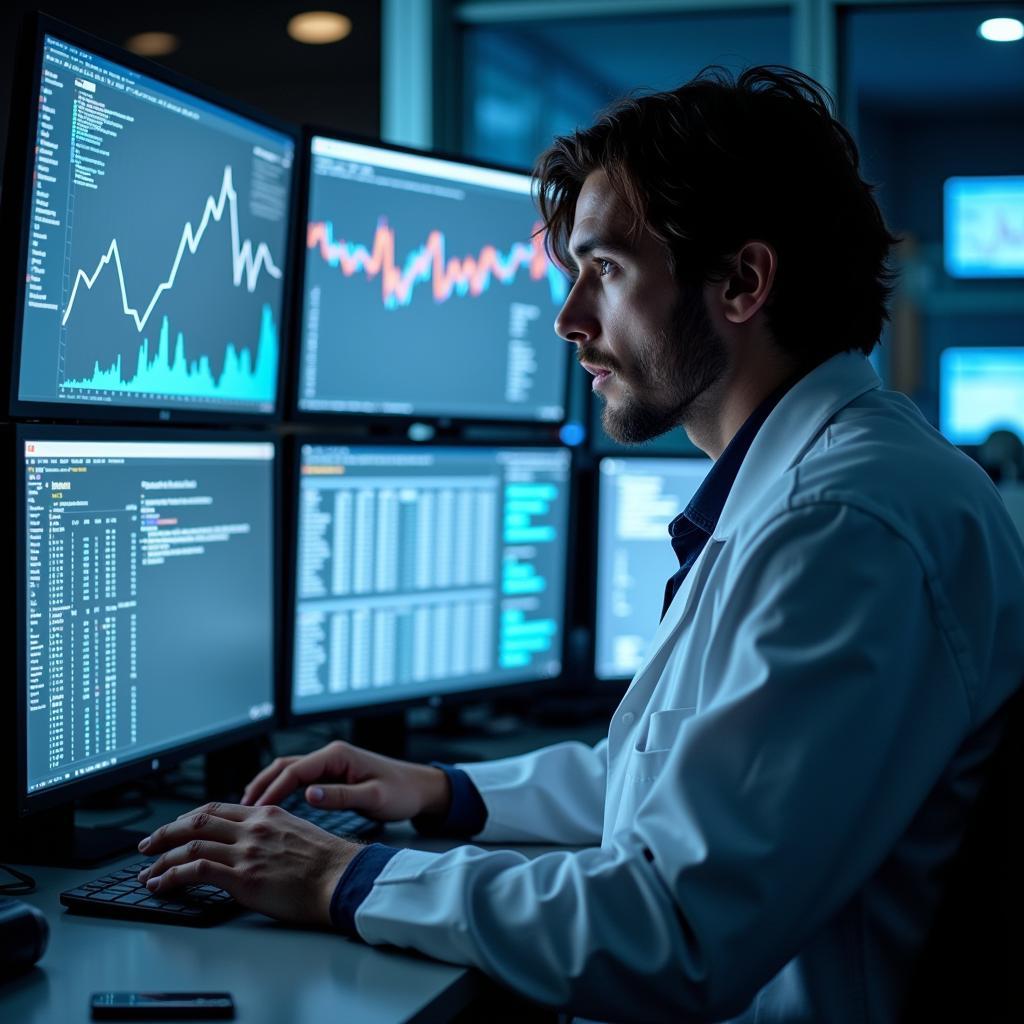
(636, 706, 697, 754)
(625, 707, 697, 785)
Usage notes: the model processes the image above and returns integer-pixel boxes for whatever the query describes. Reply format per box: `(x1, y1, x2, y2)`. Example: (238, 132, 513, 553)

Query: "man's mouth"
(580, 362, 614, 391)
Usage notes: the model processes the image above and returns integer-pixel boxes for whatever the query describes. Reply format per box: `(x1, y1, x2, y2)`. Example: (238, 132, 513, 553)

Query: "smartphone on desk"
(90, 991, 235, 1019)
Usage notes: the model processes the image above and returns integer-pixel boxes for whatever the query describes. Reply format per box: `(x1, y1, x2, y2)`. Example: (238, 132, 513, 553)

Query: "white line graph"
(60, 165, 281, 333)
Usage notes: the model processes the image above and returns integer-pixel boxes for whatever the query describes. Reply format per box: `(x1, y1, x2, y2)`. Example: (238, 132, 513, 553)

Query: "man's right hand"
(240, 741, 451, 822)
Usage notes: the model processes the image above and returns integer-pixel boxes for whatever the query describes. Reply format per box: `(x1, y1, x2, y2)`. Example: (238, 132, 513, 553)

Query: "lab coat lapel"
(625, 353, 881, 695)
(714, 353, 881, 541)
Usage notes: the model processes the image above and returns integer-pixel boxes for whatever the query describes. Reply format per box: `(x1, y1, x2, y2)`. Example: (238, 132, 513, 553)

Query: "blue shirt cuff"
(411, 762, 488, 838)
(329, 843, 400, 937)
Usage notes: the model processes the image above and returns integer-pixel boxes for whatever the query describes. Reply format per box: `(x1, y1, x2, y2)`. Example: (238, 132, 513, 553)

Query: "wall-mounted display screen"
(944, 176, 1024, 279)
(939, 347, 1024, 445)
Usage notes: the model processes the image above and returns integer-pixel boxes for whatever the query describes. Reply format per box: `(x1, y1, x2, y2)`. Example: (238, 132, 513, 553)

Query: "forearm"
(459, 738, 608, 844)
(353, 841, 716, 1022)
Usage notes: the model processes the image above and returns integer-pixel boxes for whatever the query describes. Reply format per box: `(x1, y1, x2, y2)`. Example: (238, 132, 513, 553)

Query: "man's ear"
(719, 241, 777, 325)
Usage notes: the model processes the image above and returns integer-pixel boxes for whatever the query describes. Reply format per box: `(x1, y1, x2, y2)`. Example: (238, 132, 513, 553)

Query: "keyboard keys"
(60, 857, 238, 926)
(59, 799, 376, 927)
(278, 792, 379, 838)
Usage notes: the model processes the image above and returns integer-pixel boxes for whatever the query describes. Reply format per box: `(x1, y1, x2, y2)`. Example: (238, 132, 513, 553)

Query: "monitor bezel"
(281, 433, 575, 726)
(1, 13, 302, 427)
(591, 452, 714, 684)
(285, 124, 573, 432)
(13, 422, 284, 819)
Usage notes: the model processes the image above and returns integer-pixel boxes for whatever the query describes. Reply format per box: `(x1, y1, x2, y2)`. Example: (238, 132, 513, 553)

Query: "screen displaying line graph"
(16, 32, 294, 416)
(298, 136, 570, 422)
(945, 176, 1024, 279)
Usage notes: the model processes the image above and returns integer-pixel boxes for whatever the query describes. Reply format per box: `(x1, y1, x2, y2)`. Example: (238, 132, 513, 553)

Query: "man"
(137, 67, 1024, 1022)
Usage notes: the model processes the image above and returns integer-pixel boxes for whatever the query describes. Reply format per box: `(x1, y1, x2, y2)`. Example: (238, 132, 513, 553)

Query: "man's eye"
(597, 258, 615, 276)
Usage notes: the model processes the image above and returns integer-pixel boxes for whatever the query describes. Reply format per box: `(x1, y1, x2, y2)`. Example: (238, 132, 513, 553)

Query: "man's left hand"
(136, 802, 363, 927)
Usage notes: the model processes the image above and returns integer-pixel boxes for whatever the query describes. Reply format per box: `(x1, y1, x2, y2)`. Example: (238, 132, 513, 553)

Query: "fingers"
(138, 805, 251, 891)
(140, 806, 244, 857)
(257, 742, 357, 808)
(140, 850, 236, 896)
(139, 838, 234, 885)
(305, 780, 381, 815)
(241, 756, 300, 806)
(174, 801, 252, 823)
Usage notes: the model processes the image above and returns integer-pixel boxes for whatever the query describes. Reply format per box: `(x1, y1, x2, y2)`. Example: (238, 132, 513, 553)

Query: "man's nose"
(554, 283, 598, 345)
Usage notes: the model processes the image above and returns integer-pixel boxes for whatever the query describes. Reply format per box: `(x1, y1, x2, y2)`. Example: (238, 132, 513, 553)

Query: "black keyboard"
(60, 859, 237, 926)
(60, 794, 381, 926)
(279, 791, 381, 839)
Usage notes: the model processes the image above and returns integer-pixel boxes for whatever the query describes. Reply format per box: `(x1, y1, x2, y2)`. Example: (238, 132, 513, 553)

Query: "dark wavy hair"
(535, 66, 901, 360)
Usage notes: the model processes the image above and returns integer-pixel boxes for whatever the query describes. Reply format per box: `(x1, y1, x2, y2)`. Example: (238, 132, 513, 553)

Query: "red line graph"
(306, 218, 566, 307)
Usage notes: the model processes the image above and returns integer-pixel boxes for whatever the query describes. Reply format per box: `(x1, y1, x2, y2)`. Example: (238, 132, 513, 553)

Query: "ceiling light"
(287, 11, 353, 45)
(124, 31, 180, 57)
(977, 17, 1024, 42)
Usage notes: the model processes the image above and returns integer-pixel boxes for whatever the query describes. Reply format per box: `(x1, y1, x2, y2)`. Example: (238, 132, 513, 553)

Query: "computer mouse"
(0, 897, 49, 977)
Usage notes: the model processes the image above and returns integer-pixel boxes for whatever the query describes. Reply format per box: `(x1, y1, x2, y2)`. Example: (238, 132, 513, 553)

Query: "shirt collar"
(669, 375, 801, 541)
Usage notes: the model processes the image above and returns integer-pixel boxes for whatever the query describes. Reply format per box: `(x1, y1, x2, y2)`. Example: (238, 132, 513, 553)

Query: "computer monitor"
(3, 16, 298, 422)
(939, 347, 1024, 446)
(295, 133, 570, 424)
(594, 456, 713, 681)
(289, 442, 572, 718)
(14, 426, 278, 837)
(944, 176, 1024, 279)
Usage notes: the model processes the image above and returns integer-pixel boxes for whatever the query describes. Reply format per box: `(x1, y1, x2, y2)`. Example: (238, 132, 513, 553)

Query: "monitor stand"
(3, 803, 146, 867)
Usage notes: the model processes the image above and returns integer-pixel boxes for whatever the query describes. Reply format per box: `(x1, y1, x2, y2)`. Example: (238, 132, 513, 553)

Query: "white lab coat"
(355, 353, 1024, 1023)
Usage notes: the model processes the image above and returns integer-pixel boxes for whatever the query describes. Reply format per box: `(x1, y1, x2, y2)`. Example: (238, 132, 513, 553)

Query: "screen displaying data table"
(17, 33, 294, 416)
(292, 445, 571, 714)
(23, 435, 276, 796)
(595, 457, 712, 681)
(298, 136, 570, 423)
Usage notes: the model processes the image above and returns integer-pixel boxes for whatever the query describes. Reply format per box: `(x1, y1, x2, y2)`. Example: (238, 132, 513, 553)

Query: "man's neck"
(684, 354, 806, 460)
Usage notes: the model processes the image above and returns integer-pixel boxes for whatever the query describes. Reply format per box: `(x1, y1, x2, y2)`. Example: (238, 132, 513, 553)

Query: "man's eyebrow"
(568, 234, 634, 261)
